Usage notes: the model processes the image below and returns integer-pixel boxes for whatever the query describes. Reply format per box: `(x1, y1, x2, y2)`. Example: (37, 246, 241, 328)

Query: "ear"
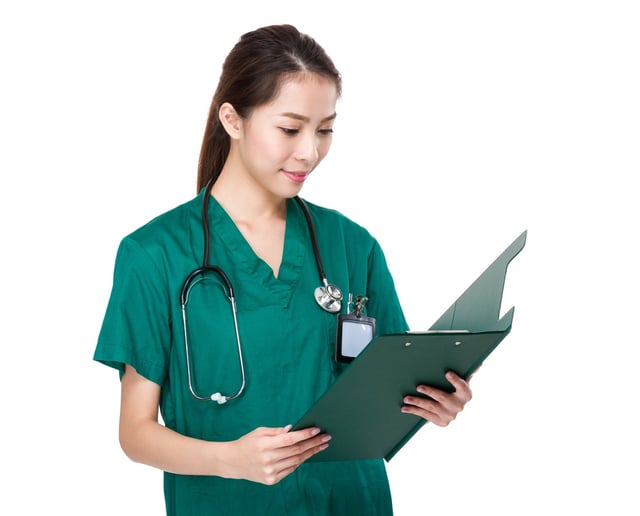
(218, 102, 243, 139)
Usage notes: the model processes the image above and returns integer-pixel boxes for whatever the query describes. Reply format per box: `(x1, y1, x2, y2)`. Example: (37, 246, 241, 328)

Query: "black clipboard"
(292, 231, 527, 462)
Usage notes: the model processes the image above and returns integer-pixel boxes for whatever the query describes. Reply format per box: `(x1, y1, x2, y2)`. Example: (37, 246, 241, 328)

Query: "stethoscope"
(180, 180, 343, 404)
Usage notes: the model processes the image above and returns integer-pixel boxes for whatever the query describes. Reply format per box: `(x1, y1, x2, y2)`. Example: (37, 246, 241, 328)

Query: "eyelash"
(279, 128, 334, 136)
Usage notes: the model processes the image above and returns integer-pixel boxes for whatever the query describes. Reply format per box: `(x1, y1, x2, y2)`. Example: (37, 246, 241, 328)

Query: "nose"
(294, 132, 320, 164)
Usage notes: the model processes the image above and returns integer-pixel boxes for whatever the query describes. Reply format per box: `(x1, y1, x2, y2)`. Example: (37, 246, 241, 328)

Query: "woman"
(94, 24, 472, 515)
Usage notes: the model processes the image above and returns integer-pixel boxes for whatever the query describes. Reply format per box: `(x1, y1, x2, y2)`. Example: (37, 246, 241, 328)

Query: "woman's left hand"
(400, 371, 473, 427)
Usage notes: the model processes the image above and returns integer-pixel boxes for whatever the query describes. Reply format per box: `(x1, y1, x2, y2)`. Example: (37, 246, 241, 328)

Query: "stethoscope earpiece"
(314, 282, 343, 313)
(211, 392, 228, 404)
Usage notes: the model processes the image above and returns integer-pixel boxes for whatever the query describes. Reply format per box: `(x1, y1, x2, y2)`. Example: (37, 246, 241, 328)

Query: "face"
(231, 74, 338, 200)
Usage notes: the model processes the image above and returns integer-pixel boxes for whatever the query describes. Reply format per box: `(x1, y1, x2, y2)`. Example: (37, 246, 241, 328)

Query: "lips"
(282, 170, 309, 183)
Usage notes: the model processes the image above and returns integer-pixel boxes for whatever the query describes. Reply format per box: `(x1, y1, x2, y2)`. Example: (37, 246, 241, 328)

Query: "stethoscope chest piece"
(314, 282, 343, 313)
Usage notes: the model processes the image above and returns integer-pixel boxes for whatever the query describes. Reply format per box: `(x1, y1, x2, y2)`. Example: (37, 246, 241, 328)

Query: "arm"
(119, 365, 331, 485)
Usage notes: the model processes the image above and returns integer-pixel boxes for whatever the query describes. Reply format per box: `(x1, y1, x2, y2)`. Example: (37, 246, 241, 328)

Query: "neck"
(210, 171, 287, 225)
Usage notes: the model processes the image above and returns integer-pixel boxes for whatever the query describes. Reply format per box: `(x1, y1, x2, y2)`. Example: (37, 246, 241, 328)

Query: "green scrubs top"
(94, 190, 408, 516)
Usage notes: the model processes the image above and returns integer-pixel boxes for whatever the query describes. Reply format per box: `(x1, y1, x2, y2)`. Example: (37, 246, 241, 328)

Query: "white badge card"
(335, 312, 375, 363)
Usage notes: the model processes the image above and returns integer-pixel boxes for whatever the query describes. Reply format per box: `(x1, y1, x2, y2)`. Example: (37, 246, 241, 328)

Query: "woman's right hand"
(226, 426, 331, 485)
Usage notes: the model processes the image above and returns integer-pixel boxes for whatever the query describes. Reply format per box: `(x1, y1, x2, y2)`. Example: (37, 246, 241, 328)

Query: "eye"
(318, 128, 334, 136)
(279, 127, 299, 136)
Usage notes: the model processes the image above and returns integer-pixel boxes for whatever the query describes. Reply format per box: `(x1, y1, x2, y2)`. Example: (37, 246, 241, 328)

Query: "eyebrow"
(278, 112, 337, 123)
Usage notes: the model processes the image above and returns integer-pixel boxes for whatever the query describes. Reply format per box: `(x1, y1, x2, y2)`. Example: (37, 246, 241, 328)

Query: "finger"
(401, 403, 449, 426)
(280, 430, 331, 458)
(420, 386, 469, 413)
(254, 425, 320, 448)
(444, 371, 467, 389)
(413, 385, 459, 410)
(403, 383, 466, 423)
(261, 427, 329, 466)
(288, 435, 331, 463)
(401, 396, 456, 427)
(273, 436, 331, 478)
(402, 393, 450, 419)
(279, 426, 323, 447)
(444, 372, 473, 402)
(251, 425, 293, 438)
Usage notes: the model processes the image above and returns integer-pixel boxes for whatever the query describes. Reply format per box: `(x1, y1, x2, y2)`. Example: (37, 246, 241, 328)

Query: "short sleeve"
(365, 239, 409, 336)
(93, 237, 171, 385)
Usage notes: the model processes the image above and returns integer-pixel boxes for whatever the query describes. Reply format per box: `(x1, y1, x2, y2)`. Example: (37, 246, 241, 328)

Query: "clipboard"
(292, 230, 527, 462)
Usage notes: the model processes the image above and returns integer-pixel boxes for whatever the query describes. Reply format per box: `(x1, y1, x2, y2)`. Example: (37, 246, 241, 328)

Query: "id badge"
(335, 295, 376, 363)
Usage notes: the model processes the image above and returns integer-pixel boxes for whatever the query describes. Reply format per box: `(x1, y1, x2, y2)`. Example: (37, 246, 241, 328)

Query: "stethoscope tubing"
(293, 196, 329, 288)
(181, 272, 245, 402)
(181, 180, 341, 403)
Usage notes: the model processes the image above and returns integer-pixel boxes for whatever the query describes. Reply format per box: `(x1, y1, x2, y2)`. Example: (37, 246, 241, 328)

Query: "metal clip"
(353, 295, 368, 317)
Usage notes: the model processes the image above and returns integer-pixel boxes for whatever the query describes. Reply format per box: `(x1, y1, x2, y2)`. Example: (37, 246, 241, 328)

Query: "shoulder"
(113, 194, 201, 272)
(120, 195, 200, 248)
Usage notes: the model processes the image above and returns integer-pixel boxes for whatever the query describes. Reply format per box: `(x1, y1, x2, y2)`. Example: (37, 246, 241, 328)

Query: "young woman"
(94, 24, 473, 515)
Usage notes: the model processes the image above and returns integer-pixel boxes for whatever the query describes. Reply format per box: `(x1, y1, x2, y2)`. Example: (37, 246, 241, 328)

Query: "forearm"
(119, 419, 234, 477)
(118, 364, 241, 477)
(118, 365, 331, 484)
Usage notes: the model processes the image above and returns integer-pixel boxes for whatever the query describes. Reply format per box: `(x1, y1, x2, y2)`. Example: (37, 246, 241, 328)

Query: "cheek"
(249, 134, 290, 164)
(317, 138, 333, 161)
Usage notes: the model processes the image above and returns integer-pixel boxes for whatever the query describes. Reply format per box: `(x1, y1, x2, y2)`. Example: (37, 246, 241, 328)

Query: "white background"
(1, 1, 638, 514)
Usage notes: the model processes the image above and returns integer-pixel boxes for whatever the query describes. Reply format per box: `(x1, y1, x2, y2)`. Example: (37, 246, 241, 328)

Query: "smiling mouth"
(282, 170, 309, 183)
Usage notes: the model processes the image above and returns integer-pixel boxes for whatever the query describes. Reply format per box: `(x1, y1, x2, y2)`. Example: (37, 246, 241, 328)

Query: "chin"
(276, 183, 305, 199)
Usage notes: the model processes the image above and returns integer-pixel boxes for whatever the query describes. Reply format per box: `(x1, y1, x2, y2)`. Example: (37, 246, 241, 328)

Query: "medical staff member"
(94, 24, 473, 515)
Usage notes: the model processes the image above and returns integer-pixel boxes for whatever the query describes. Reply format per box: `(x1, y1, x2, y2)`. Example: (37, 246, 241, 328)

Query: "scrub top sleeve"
(366, 239, 409, 335)
(93, 237, 170, 385)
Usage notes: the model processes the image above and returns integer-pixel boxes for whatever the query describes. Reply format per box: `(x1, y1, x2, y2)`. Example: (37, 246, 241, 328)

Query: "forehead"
(263, 73, 338, 118)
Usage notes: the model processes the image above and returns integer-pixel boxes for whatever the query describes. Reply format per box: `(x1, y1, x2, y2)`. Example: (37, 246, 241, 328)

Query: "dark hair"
(196, 24, 342, 191)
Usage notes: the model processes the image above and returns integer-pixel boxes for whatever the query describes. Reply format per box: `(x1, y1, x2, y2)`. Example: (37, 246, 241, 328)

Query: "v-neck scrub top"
(94, 190, 409, 516)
